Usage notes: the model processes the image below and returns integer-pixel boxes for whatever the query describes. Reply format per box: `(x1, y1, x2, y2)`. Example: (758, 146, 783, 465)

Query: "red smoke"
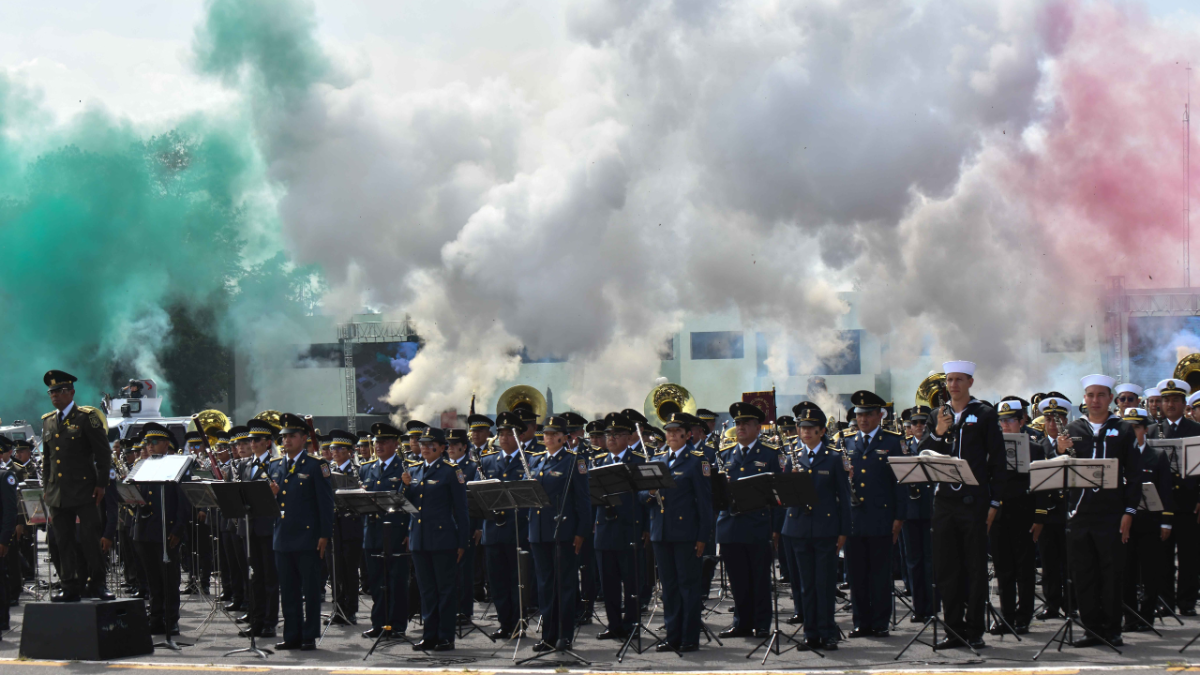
(1017, 0, 1194, 288)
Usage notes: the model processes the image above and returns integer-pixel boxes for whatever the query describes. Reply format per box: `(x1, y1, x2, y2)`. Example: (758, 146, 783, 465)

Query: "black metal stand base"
(515, 644, 591, 667)
(895, 614, 979, 660)
(1033, 616, 1120, 658)
(985, 602, 1022, 641)
(617, 620, 668, 661)
(224, 634, 272, 659)
(364, 628, 415, 659)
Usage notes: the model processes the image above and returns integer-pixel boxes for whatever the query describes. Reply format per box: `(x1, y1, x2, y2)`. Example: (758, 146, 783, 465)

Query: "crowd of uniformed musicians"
(14, 360, 1200, 653)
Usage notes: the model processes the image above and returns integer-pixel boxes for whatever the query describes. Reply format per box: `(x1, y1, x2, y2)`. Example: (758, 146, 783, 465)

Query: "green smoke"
(0, 0, 334, 422)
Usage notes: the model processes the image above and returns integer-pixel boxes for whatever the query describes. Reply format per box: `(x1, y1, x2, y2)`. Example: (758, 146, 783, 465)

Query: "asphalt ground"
(6, 584, 1200, 674)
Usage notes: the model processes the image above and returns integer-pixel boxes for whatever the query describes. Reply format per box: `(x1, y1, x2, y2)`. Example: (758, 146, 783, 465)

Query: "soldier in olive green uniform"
(40, 370, 112, 602)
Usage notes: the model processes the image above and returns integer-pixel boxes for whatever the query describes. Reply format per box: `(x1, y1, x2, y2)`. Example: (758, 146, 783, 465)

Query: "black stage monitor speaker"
(20, 599, 154, 660)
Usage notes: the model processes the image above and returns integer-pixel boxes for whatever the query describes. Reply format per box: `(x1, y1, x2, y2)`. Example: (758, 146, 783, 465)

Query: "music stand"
(586, 462, 676, 661)
(1027, 457, 1122, 658)
(889, 453, 981, 659)
(127, 455, 194, 652)
(336, 489, 419, 660)
(212, 480, 278, 658)
(468, 479, 550, 661)
(178, 481, 236, 642)
(728, 472, 824, 664)
(319, 473, 360, 642)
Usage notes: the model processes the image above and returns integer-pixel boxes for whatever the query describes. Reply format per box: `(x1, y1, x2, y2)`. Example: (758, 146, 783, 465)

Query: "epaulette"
(632, 451, 647, 459)
(839, 429, 856, 438)
(528, 450, 547, 456)
(268, 457, 284, 465)
(41, 411, 55, 420)
(882, 429, 903, 437)
(761, 441, 779, 450)
(690, 450, 705, 457)
(360, 458, 378, 465)
(564, 449, 577, 455)
(481, 449, 498, 456)
(406, 459, 423, 467)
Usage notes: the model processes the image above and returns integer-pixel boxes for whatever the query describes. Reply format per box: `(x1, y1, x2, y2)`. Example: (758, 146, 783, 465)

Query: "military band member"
(327, 429, 362, 625)
(181, 430, 213, 595)
(843, 391, 905, 638)
(918, 361, 1006, 649)
(593, 413, 645, 640)
(478, 411, 531, 640)
(783, 404, 848, 650)
(991, 400, 1038, 634)
(562, 411, 599, 625)
(690, 410, 720, 597)
(239, 419, 280, 638)
(399, 428, 469, 651)
(361, 422, 410, 639)
(643, 412, 712, 652)
(0, 437, 20, 632)
(267, 413, 334, 651)
(528, 416, 590, 652)
(515, 409, 541, 454)
(717, 402, 784, 639)
(1033, 396, 1071, 620)
(221, 426, 250, 613)
(405, 421, 429, 460)
(134, 422, 190, 635)
(900, 406, 936, 622)
(40, 370, 112, 603)
(586, 420, 607, 449)
(1114, 384, 1142, 416)
(1150, 378, 1200, 615)
(1190, 391, 1200, 423)
(1119, 407, 1173, 632)
(445, 428, 481, 624)
(356, 431, 373, 464)
(467, 414, 494, 462)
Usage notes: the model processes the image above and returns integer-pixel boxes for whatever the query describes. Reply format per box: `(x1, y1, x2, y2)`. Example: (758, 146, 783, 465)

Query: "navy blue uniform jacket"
(843, 428, 906, 537)
(404, 456, 470, 551)
(528, 450, 591, 543)
(593, 449, 646, 550)
(781, 440, 850, 539)
(478, 450, 531, 546)
(716, 438, 785, 543)
(268, 451, 335, 553)
(361, 455, 409, 549)
(642, 446, 713, 543)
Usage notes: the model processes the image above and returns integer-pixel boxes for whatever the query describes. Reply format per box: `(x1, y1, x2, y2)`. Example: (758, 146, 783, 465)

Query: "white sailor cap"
(997, 400, 1023, 417)
(942, 361, 976, 377)
(1157, 379, 1191, 396)
(1114, 383, 1143, 396)
(1080, 374, 1115, 391)
(1189, 391, 1200, 407)
(1144, 387, 1162, 398)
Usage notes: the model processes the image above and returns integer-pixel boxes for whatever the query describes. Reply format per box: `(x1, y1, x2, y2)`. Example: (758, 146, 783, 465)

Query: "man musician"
(1150, 378, 1200, 616)
(917, 361, 1006, 650)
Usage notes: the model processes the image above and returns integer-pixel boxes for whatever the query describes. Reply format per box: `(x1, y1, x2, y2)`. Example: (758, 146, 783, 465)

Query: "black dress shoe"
(489, 628, 512, 640)
(1014, 624, 1030, 635)
(1036, 608, 1062, 620)
(848, 627, 872, 638)
(328, 615, 352, 626)
(236, 614, 250, 623)
(910, 615, 929, 623)
(1072, 635, 1101, 648)
(275, 641, 302, 650)
(823, 638, 839, 650)
(752, 629, 770, 639)
(968, 637, 987, 649)
(874, 629, 890, 638)
(988, 624, 1011, 636)
(412, 639, 432, 651)
(362, 627, 384, 638)
(224, 601, 242, 612)
(1183, 607, 1198, 617)
(597, 628, 628, 640)
(90, 587, 116, 602)
(50, 591, 80, 603)
(655, 642, 680, 652)
(718, 627, 751, 638)
(532, 640, 554, 652)
(934, 636, 965, 649)
(804, 636, 822, 649)
(1109, 635, 1124, 646)
(786, 614, 803, 625)
(433, 641, 455, 651)
(680, 643, 699, 652)
(300, 641, 316, 651)
(259, 628, 277, 638)
(554, 638, 572, 650)
(238, 628, 256, 638)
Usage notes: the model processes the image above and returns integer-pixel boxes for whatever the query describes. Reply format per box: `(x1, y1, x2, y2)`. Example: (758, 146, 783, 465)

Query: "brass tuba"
(643, 382, 697, 426)
(188, 409, 231, 445)
(252, 410, 284, 432)
(496, 385, 547, 423)
(915, 372, 949, 409)
(1175, 353, 1200, 393)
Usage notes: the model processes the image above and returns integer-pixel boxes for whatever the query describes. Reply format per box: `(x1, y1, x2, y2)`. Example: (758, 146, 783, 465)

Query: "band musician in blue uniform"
(360, 422, 410, 640)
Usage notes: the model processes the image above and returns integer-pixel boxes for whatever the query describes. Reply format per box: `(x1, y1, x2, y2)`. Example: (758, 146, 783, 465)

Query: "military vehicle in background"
(102, 379, 190, 448)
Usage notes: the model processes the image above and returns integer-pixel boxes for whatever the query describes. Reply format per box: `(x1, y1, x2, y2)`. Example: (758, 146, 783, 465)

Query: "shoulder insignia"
(5, 474, 14, 486)
(690, 450, 704, 457)
(529, 450, 547, 456)
(577, 458, 587, 474)
(481, 449, 498, 456)
(361, 458, 378, 465)
(883, 429, 903, 436)
(632, 451, 647, 459)
(564, 448, 577, 455)
(761, 441, 779, 450)
(406, 459, 422, 467)
(42, 411, 55, 420)
(702, 460, 710, 476)
(457, 468, 465, 483)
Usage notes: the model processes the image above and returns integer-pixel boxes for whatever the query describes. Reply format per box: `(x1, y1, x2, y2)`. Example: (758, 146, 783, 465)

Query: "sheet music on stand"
(1139, 482, 1164, 512)
(1028, 457, 1118, 491)
(335, 488, 417, 515)
(1182, 437, 1200, 478)
(17, 487, 47, 525)
(1148, 439, 1182, 475)
(1002, 433, 1032, 474)
(180, 481, 221, 510)
(114, 481, 146, 507)
(126, 454, 194, 483)
(888, 453, 979, 486)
